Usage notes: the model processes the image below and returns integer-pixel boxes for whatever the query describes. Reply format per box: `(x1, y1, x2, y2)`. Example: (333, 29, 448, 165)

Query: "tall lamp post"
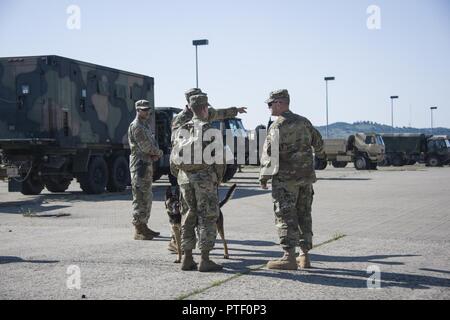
(430, 107, 437, 134)
(324, 76, 335, 138)
(192, 39, 209, 88)
(390, 96, 399, 129)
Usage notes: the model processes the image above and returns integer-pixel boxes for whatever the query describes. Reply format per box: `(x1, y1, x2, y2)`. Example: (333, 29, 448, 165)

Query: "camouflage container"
(0, 55, 155, 194)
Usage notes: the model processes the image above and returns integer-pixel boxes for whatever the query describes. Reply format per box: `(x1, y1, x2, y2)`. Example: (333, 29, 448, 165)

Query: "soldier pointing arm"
(171, 88, 247, 136)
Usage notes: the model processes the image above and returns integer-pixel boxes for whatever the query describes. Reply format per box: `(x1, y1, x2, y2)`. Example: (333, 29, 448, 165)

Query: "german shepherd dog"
(165, 184, 237, 263)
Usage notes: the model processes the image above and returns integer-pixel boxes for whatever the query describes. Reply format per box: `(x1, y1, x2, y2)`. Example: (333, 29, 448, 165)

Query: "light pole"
(324, 76, 335, 138)
(430, 107, 437, 134)
(390, 96, 399, 129)
(192, 39, 209, 88)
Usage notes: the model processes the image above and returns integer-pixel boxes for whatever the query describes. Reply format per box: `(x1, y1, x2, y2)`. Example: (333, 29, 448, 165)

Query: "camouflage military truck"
(380, 133, 450, 167)
(154, 107, 182, 185)
(0, 55, 155, 195)
(314, 133, 385, 170)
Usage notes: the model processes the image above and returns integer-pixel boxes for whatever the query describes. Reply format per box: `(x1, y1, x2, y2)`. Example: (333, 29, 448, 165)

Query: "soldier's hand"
(260, 181, 268, 190)
(237, 107, 248, 114)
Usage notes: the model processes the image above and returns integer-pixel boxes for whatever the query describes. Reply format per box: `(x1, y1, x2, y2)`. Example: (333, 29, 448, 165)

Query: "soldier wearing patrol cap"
(128, 100, 163, 240)
(170, 94, 226, 272)
(260, 89, 325, 270)
(171, 88, 248, 141)
(167, 88, 247, 253)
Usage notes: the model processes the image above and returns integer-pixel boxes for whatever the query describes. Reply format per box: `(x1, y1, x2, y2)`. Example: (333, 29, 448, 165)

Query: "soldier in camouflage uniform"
(167, 88, 247, 253)
(128, 100, 163, 240)
(260, 89, 324, 270)
(171, 88, 247, 139)
(171, 94, 226, 272)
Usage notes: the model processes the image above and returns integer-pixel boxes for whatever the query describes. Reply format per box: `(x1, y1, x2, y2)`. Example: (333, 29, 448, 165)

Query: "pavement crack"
(175, 233, 347, 300)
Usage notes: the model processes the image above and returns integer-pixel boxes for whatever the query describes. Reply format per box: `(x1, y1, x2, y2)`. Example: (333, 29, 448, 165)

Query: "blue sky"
(1, 0, 449, 130)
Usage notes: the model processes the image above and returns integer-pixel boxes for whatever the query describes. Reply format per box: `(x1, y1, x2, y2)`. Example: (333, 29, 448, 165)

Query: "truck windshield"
(376, 135, 385, 146)
(229, 119, 247, 137)
(446, 140, 450, 148)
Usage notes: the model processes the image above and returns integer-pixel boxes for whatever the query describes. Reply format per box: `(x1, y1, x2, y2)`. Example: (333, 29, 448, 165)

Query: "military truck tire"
(79, 156, 108, 194)
(354, 156, 367, 170)
(368, 162, 378, 170)
(392, 156, 404, 167)
(168, 173, 178, 186)
(106, 156, 129, 192)
(427, 156, 441, 167)
(21, 173, 45, 195)
(45, 177, 72, 193)
(407, 160, 416, 165)
(332, 161, 347, 168)
(223, 164, 238, 183)
(314, 158, 328, 170)
(378, 158, 390, 166)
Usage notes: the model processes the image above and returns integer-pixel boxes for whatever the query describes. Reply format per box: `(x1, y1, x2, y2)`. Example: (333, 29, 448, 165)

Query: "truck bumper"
(0, 166, 20, 179)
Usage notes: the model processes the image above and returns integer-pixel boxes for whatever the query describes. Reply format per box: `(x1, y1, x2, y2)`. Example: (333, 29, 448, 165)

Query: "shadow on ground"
(0, 205, 72, 215)
(0, 256, 59, 264)
(317, 178, 372, 181)
(309, 253, 420, 266)
(251, 266, 450, 290)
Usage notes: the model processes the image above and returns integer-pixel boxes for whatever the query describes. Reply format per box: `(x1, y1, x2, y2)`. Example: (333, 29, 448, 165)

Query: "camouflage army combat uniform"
(171, 88, 239, 140)
(171, 94, 226, 272)
(260, 89, 324, 270)
(167, 88, 238, 253)
(128, 100, 163, 240)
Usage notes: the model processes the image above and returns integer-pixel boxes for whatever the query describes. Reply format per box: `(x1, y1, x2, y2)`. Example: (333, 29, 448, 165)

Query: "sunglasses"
(138, 108, 151, 112)
(268, 101, 280, 107)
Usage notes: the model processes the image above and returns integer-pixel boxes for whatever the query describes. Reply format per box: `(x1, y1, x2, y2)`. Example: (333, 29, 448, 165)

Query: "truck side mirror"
(17, 95, 24, 109)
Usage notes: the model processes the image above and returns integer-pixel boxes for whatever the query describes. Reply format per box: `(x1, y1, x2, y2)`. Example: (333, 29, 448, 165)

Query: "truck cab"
(211, 118, 249, 181)
(153, 107, 182, 185)
(317, 132, 385, 170)
(426, 136, 450, 166)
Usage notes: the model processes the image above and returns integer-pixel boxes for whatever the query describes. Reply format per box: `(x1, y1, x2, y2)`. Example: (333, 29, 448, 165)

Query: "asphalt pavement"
(0, 165, 449, 300)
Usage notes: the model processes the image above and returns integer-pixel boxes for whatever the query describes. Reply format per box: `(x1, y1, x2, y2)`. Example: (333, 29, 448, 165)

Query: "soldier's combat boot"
(143, 225, 160, 237)
(181, 249, 197, 271)
(199, 250, 223, 272)
(134, 223, 154, 240)
(267, 248, 298, 270)
(297, 249, 311, 269)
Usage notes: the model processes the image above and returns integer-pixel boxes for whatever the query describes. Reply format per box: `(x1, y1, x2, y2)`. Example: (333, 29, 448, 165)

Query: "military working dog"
(165, 184, 237, 263)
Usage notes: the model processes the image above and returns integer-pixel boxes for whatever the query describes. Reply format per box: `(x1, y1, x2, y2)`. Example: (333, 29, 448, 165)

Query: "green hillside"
(315, 121, 450, 138)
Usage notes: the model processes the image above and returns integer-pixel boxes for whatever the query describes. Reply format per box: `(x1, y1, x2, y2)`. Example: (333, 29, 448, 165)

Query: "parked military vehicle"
(314, 133, 385, 170)
(154, 107, 242, 185)
(0, 55, 158, 195)
(380, 133, 450, 167)
(154, 107, 181, 186)
(211, 117, 250, 181)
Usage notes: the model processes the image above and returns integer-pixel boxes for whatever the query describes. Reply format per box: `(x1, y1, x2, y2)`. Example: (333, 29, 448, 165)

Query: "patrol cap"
(189, 94, 211, 110)
(265, 89, 290, 104)
(135, 100, 151, 110)
(185, 88, 204, 103)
